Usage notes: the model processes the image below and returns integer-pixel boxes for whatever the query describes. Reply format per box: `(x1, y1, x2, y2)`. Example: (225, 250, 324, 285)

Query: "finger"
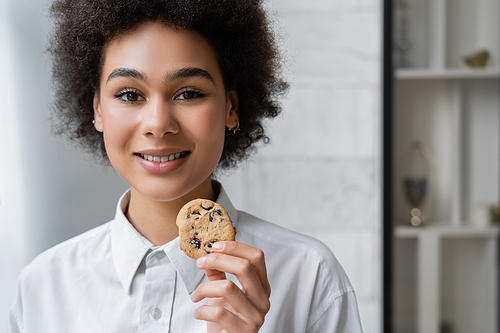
(203, 267, 226, 282)
(192, 279, 262, 321)
(197, 253, 270, 314)
(194, 304, 264, 333)
(211, 241, 271, 297)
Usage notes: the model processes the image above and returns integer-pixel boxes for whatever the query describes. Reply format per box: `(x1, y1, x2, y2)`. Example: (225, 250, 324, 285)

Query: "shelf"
(396, 68, 500, 80)
(394, 225, 499, 333)
(395, 225, 499, 238)
(393, 0, 499, 331)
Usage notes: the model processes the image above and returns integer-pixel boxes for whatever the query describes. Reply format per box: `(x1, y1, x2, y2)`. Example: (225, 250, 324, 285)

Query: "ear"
(225, 89, 239, 129)
(93, 93, 104, 132)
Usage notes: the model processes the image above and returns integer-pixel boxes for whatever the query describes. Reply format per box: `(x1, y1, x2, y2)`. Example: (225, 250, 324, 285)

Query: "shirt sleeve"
(306, 290, 363, 333)
(8, 272, 24, 333)
(8, 311, 23, 333)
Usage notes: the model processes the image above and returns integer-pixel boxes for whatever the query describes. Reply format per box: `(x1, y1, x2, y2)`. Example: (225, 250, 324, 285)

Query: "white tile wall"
(221, 2, 383, 332)
(263, 84, 357, 157)
(261, 83, 378, 159)
(277, 11, 379, 83)
(268, 0, 377, 12)
(244, 159, 376, 228)
(358, 298, 382, 333)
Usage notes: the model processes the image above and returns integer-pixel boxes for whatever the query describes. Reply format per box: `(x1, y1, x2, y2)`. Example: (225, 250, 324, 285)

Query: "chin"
(137, 185, 188, 203)
(132, 177, 208, 203)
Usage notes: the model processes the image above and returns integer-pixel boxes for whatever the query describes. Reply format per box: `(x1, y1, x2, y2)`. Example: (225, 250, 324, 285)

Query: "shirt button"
(151, 306, 162, 320)
(155, 251, 166, 259)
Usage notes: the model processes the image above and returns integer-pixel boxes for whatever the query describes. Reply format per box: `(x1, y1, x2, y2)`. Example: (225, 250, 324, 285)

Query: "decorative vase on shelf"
(403, 177, 427, 226)
(401, 141, 436, 227)
(463, 49, 490, 68)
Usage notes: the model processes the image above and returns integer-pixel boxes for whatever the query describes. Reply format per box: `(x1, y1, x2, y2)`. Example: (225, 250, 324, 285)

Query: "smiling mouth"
(137, 151, 189, 162)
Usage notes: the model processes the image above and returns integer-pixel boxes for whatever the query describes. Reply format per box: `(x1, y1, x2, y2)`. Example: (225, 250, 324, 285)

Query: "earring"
(92, 120, 95, 124)
(228, 122, 240, 134)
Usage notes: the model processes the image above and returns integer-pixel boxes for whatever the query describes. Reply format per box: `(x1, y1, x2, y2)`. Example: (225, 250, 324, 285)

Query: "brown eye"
(175, 89, 205, 101)
(125, 92, 138, 102)
(115, 90, 144, 103)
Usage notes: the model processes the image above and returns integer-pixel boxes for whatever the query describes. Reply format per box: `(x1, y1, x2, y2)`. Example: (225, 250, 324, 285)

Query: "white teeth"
(141, 152, 186, 162)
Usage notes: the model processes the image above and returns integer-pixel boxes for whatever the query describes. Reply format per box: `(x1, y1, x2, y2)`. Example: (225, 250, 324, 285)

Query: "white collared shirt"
(9, 186, 363, 332)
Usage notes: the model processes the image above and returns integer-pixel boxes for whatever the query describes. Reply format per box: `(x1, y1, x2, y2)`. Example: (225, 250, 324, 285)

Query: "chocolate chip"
(192, 211, 201, 215)
(208, 241, 216, 248)
(205, 250, 211, 254)
(201, 204, 213, 211)
(190, 238, 201, 249)
(209, 209, 223, 222)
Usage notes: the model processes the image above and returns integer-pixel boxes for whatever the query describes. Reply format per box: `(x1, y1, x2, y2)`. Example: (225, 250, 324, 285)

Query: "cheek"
(101, 105, 136, 154)
(192, 103, 227, 146)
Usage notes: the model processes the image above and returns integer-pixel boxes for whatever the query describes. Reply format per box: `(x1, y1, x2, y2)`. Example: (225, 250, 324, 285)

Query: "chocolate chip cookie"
(176, 198, 236, 259)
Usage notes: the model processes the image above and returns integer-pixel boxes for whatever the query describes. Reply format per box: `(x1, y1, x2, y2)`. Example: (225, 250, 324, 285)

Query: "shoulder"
(236, 210, 353, 291)
(237, 211, 339, 264)
(236, 211, 359, 331)
(10, 222, 116, 330)
(20, 222, 113, 282)
(237, 211, 327, 250)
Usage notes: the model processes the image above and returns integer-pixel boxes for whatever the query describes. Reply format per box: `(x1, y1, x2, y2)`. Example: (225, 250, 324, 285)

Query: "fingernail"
(196, 256, 206, 267)
(190, 292, 196, 302)
(212, 242, 224, 250)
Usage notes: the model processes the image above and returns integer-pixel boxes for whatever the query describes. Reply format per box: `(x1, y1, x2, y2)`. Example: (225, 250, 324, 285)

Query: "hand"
(191, 241, 271, 333)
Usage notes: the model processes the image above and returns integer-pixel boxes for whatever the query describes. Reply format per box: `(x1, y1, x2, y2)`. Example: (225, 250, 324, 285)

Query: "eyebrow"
(106, 68, 146, 84)
(106, 67, 214, 85)
(165, 67, 214, 84)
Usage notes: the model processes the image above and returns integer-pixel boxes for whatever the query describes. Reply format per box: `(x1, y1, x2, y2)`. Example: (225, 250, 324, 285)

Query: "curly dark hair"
(49, 0, 288, 170)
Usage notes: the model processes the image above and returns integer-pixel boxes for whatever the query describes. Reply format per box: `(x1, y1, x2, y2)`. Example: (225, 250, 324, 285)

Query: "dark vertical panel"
(382, 0, 394, 332)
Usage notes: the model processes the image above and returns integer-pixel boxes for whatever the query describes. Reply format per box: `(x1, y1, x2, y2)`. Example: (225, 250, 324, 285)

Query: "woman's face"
(93, 21, 238, 202)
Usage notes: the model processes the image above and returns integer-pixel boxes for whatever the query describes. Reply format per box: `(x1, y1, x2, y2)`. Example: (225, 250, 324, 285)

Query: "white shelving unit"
(394, 226, 499, 333)
(392, 0, 499, 332)
(396, 68, 500, 80)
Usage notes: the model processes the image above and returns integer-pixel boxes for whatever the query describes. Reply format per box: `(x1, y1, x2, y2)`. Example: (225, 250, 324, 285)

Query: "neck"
(125, 178, 217, 246)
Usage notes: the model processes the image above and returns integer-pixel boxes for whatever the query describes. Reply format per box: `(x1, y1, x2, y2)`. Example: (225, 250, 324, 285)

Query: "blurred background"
(0, 0, 498, 332)
(391, 0, 499, 332)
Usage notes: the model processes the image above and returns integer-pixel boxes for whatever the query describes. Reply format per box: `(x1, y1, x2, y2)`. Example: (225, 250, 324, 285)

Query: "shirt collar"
(111, 182, 239, 295)
(111, 191, 151, 294)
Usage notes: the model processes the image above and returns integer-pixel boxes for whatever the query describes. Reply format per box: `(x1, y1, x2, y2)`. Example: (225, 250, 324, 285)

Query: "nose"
(141, 96, 179, 138)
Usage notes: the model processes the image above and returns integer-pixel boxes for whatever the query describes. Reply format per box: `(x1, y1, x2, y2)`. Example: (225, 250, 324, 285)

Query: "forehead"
(100, 21, 223, 85)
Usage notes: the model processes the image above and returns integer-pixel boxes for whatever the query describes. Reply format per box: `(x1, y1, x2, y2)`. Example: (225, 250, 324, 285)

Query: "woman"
(9, 0, 362, 332)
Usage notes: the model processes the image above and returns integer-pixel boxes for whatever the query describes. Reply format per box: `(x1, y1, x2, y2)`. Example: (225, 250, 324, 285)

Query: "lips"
(135, 150, 190, 174)
(139, 151, 188, 162)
